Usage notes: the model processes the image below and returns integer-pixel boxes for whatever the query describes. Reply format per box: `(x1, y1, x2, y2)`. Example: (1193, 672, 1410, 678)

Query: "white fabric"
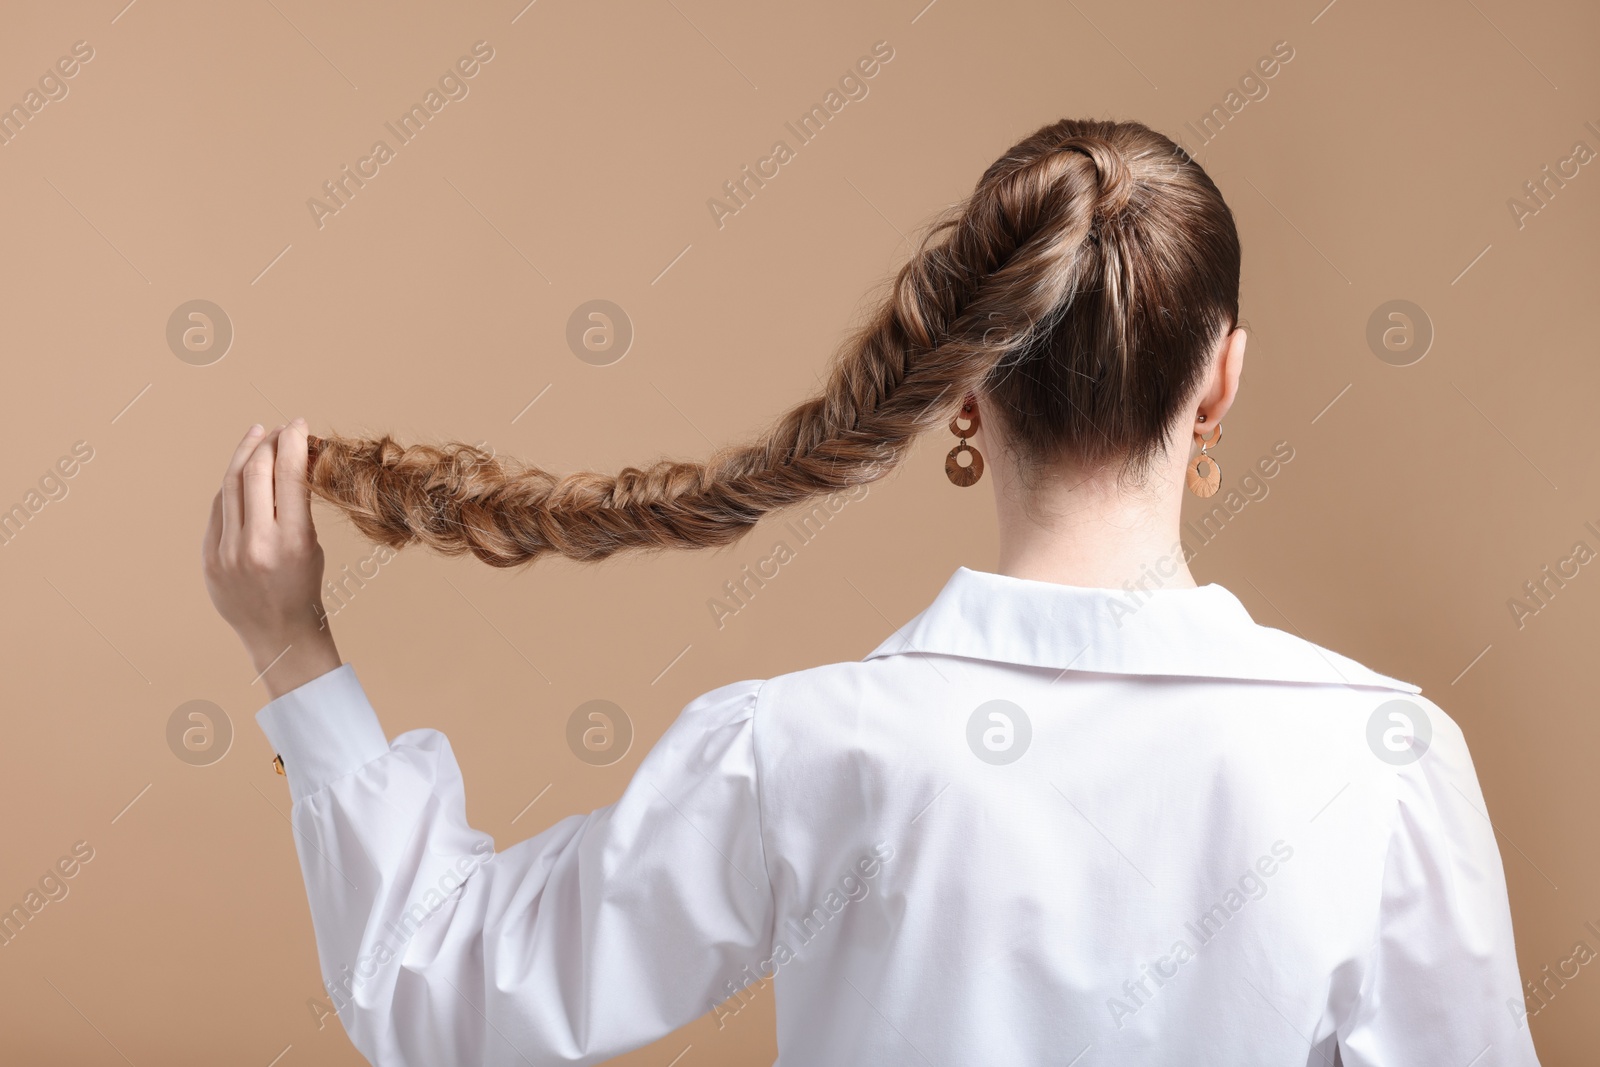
(257, 565, 1542, 1066)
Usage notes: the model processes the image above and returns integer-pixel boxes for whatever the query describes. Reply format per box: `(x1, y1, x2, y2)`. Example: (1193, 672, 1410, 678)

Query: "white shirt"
(258, 565, 1542, 1066)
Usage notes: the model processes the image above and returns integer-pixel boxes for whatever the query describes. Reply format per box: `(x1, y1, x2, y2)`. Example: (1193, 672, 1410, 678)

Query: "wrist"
(249, 628, 343, 700)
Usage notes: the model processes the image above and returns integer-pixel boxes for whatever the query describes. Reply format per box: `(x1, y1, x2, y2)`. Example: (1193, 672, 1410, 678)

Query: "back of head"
(305, 118, 1242, 566)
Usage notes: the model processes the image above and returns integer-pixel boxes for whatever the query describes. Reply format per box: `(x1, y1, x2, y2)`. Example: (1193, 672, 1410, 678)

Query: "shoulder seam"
(747, 678, 779, 925)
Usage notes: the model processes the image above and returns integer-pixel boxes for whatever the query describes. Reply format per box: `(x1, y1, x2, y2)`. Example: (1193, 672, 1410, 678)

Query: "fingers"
(276, 418, 312, 539)
(242, 425, 285, 544)
(202, 487, 224, 567)
(221, 424, 265, 544)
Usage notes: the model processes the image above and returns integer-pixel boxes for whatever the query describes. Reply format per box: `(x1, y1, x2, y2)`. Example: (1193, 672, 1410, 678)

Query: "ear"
(1194, 326, 1246, 432)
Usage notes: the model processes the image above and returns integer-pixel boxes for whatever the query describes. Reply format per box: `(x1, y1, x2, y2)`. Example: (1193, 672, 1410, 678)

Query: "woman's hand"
(203, 418, 342, 700)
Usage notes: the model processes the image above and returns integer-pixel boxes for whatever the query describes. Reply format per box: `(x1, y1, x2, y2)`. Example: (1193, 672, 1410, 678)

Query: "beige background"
(0, 0, 1595, 1063)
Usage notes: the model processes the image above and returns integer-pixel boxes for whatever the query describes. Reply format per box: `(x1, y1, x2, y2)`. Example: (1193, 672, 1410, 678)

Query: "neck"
(990, 460, 1196, 592)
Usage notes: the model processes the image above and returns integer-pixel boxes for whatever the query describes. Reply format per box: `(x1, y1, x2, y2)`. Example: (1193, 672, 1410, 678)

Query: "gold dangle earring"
(1186, 419, 1222, 498)
(945, 401, 984, 487)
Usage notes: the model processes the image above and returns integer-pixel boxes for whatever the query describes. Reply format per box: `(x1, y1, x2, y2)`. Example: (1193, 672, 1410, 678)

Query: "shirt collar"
(864, 566, 1420, 693)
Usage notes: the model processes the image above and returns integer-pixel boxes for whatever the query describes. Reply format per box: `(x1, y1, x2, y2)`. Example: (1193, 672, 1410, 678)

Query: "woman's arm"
(203, 422, 777, 1064)
(1336, 696, 1542, 1065)
(259, 666, 771, 1065)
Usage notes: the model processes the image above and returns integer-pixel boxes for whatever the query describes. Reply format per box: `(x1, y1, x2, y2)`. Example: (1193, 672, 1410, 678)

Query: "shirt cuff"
(255, 663, 390, 803)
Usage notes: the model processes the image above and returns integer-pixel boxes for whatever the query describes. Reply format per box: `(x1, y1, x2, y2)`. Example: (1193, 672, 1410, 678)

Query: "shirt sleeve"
(1337, 695, 1542, 1066)
(256, 664, 774, 1067)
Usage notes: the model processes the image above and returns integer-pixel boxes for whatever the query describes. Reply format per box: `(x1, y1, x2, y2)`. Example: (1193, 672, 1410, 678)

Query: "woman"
(203, 119, 1540, 1065)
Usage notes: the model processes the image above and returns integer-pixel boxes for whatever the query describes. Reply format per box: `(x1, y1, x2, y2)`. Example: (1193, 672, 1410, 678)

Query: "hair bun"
(1059, 136, 1134, 217)
(1089, 145, 1134, 216)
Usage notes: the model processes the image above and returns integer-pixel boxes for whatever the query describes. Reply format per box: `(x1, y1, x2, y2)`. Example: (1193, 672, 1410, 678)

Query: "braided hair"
(303, 118, 1241, 568)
